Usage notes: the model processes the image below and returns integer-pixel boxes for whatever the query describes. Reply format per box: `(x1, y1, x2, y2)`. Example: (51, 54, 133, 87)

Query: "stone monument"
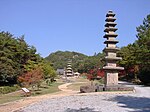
(103, 10, 124, 90)
(80, 10, 134, 93)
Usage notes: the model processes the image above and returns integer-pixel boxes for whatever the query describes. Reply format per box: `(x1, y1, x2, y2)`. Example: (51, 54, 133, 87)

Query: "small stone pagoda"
(66, 60, 73, 77)
(103, 10, 124, 90)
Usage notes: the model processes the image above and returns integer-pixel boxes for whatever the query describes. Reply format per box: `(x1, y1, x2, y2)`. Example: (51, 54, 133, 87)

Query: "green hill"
(45, 51, 105, 73)
(45, 51, 88, 71)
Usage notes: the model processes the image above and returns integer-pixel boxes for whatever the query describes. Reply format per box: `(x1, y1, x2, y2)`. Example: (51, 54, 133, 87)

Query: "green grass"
(67, 78, 93, 91)
(31, 82, 63, 96)
(0, 81, 63, 104)
(67, 77, 104, 91)
(68, 83, 89, 91)
(0, 91, 23, 104)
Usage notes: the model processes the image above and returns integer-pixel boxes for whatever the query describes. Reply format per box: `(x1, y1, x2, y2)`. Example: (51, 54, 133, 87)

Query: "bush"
(138, 69, 150, 85)
(0, 85, 20, 94)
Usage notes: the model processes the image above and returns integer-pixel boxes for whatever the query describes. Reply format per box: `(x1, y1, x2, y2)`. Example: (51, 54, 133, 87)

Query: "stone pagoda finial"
(103, 10, 124, 89)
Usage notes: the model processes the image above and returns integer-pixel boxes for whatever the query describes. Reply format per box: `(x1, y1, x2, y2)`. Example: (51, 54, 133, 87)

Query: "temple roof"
(67, 67, 72, 70)
(104, 40, 119, 44)
(106, 10, 115, 17)
(103, 66, 124, 71)
(104, 56, 122, 61)
(67, 70, 72, 72)
(104, 27, 117, 32)
(105, 22, 117, 27)
(103, 33, 118, 38)
(103, 47, 120, 52)
(105, 17, 116, 22)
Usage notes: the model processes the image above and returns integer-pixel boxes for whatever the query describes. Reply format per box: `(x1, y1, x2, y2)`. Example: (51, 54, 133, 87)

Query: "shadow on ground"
(65, 107, 100, 112)
(109, 96, 150, 112)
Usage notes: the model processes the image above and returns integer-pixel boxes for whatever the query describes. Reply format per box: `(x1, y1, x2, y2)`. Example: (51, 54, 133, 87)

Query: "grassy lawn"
(31, 82, 63, 96)
(67, 77, 101, 91)
(0, 81, 63, 104)
(67, 83, 89, 91)
(0, 91, 23, 104)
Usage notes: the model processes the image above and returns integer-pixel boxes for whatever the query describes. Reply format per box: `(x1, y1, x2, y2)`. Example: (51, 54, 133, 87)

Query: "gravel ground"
(16, 82, 150, 112)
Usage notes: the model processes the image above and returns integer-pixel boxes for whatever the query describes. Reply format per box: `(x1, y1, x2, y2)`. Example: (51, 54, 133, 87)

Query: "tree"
(136, 14, 150, 70)
(18, 67, 43, 89)
(118, 44, 139, 80)
(41, 61, 57, 85)
(118, 14, 150, 84)
(0, 31, 43, 85)
(136, 14, 150, 84)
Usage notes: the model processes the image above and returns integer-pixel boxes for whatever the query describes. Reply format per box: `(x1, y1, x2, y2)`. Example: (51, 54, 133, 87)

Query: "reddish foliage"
(119, 70, 126, 76)
(87, 68, 105, 80)
(18, 67, 43, 87)
(97, 69, 104, 77)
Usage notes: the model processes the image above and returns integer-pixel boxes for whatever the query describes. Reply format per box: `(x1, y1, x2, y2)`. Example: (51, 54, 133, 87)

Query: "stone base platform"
(80, 85, 134, 93)
(80, 85, 95, 93)
(104, 85, 134, 91)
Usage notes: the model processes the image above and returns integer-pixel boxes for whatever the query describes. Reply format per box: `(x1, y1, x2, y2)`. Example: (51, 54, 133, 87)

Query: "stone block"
(104, 86, 118, 91)
(95, 85, 104, 92)
(105, 72, 118, 86)
(104, 85, 134, 91)
(118, 86, 134, 91)
(80, 85, 95, 93)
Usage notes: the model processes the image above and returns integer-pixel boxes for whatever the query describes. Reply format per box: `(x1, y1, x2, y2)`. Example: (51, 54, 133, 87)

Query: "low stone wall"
(80, 85, 134, 93)
(104, 86, 134, 91)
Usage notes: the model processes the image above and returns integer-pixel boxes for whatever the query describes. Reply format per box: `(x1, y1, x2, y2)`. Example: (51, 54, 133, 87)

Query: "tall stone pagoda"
(66, 60, 73, 77)
(103, 10, 124, 88)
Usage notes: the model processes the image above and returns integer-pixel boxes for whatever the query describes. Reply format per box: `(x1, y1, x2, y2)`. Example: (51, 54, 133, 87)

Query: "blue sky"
(0, 0, 150, 57)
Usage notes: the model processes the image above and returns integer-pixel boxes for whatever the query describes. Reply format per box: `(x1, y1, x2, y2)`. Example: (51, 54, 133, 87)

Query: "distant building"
(56, 68, 65, 75)
(74, 72, 80, 77)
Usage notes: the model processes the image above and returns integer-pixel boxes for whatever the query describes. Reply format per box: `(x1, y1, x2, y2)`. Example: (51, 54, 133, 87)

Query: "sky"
(0, 0, 150, 57)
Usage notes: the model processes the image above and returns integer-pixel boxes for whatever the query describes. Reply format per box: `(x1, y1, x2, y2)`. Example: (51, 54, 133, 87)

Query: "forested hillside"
(45, 51, 105, 73)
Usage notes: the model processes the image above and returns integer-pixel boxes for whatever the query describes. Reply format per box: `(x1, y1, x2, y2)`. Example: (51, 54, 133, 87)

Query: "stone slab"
(80, 85, 95, 93)
(105, 72, 118, 86)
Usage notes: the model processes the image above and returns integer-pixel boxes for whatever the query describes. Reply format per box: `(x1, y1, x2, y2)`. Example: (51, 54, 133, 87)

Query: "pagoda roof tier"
(103, 47, 120, 52)
(103, 33, 118, 38)
(103, 66, 124, 71)
(67, 70, 72, 72)
(105, 17, 116, 22)
(104, 56, 122, 61)
(106, 11, 115, 17)
(66, 74, 73, 76)
(104, 27, 117, 32)
(104, 40, 119, 44)
(67, 67, 72, 70)
(105, 22, 117, 27)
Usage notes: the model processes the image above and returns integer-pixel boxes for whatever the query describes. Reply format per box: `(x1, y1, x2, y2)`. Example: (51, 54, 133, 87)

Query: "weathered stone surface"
(104, 86, 118, 91)
(105, 72, 118, 86)
(104, 85, 134, 91)
(95, 85, 104, 92)
(80, 85, 95, 93)
(103, 10, 124, 88)
(80, 85, 134, 93)
(118, 86, 134, 91)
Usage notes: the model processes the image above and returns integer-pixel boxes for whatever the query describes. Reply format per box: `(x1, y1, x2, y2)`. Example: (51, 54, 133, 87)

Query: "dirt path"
(0, 83, 76, 112)
(1, 81, 145, 112)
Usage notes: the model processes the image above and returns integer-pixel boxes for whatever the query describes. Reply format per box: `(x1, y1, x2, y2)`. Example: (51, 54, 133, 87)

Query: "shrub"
(0, 85, 20, 94)
(18, 67, 43, 90)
